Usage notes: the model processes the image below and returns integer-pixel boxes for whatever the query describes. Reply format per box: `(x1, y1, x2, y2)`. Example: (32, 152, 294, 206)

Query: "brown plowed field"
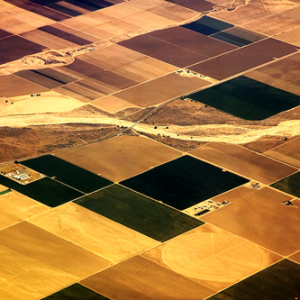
(56, 135, 181, 182)
(29, 202, 159, 263)
(81, 255, 215, 300)
(245, 53, 300, 97)
(190, 39, 297, 80)
(114, 73, 210, 107)
(190, 142, 297, 184)
(265, 136, 300, 168)
(201, 187, 300, 256)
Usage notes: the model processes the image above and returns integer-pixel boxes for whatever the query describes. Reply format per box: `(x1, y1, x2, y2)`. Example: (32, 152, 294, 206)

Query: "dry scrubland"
(1, 0, 300, 299)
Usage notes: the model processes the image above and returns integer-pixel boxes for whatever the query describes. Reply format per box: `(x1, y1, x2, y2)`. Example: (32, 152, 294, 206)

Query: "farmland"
(1, 0, 300, 298)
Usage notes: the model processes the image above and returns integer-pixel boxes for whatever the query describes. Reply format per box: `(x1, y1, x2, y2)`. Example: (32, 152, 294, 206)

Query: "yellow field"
(29, 202, 159, 263)
(0, 191, 49, 230)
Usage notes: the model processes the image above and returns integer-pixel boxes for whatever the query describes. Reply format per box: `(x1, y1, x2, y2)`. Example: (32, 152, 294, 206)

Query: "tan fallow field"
(29, 202, 159, 263)
(0, 191, 49, 230)
(55, 135, 182, 182)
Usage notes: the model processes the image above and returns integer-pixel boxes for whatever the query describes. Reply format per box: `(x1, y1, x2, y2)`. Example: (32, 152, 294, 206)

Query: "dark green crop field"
(0, 175, 83, 207)
(75, 184, 203, 242)
(182, 16, 233, 35)
(207, 259, 300, 300)
(21, 155, 112, 193)
(189, 76, 300, 120)
(42, 284, 110, 300)
(271, 171, 300, 197)
(121, 155, 248, 210)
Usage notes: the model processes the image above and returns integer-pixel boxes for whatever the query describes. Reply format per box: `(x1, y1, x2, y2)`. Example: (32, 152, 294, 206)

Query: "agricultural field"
(190, 142, 297, 184)
(21, 154, 112, 193)
(75, 184, 203, 242)
(121, 155, 249, 210)
(1, 0, 300, 298)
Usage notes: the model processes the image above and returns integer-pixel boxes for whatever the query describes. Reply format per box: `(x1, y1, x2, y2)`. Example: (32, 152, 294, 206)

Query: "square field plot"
(56, 135, 181, 182)
(0, 35, 45, 65)
(142, 224, 280, 291)
(0, 222, 111, 300)
(75, 184, 203, 242)
(21, 155, 112, 193)
(41, 284, 109, 300)
(0, 176, 83, 207)
(190, 38, 298, 80)
(211, 27, 266, 47)
(201, 187, 300, 256)
(190, 143, 297, 185)
(189, 76, 300, 120)
(207, 260, 300, 300)
(182, 16, 234, 35)
(121, 155, 249, 210)
(29, 202, 159, 262)
(114, 72, 210, 107)
(271, 172, 300, 198)
(265, 137, 300, 168)
(81, 255, 215, 300)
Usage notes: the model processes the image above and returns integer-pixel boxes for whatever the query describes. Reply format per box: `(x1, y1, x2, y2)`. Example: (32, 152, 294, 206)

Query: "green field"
(21, 155, 112, 193)
(42, 284, 110, 300)
(207, 259, 300, 299)
(121, 155, 248, 210)
(189, 76, 300, 120)
(271, 171, 300, 197)
(75, 184, 203, 242)
(0, 175, 83, 207)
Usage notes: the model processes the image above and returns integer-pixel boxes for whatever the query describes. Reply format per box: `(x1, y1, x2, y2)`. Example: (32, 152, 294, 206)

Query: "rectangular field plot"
(114, 72, 210, 107)
(81, 255, 215, 300)
(0, 35, 45, 65)
(245, 53, 300, 96)
(121, 155, 249, 210)
(211, 27, 266, 47)
(74, 184, 203, 242)
(0, 222, 111, 300)
(201, 187, 300, 256)
(29, 202, 159, 262)
(265, 137, 300, 168)
(42, 284, 110, 300)
(190, 39, 298, 80)
(0, 175, 83, 207)
(207, 260, 300, 300)
(190, 143, 297, 184)
(118, 34, 207, 68)
(21, 155, 112, 193)
(0, 74, 49, 97)
(271, 172, 300, 198)
(56, 135, 181, 182)
(15, 68, 77, 89)
(149, 26, 236, 59)
(165, 0, 214, 12)
(182, 16, 234, 35)
(188, 76, 300, 120)
(0, 191, 49, 230)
